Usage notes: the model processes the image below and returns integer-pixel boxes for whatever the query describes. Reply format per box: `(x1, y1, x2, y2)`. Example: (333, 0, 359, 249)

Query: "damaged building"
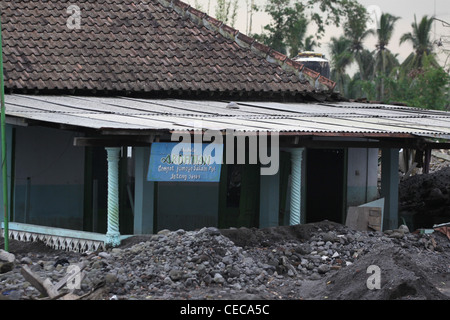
(0, 0, 450, 251)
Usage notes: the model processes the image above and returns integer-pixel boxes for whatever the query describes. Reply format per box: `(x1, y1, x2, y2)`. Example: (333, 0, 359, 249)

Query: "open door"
(306, 149, 346, 224)
(218, 164, 260, 228)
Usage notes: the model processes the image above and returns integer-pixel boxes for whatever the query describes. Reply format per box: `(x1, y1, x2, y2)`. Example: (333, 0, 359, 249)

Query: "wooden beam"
(73, 135, 154, 147)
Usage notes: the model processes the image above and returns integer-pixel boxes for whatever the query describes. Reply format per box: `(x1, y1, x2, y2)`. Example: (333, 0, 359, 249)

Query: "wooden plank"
(21, 265, 58, 298)
(54, 261, 88, 291)
(345, 207, 382, 231)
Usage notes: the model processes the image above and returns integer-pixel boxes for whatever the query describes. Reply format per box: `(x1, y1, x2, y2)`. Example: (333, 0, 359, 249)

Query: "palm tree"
(400, 15, 438, 72)
(303, 35, 317, 51)
(343, 3, 375, 81)
(329, 36, 354, 95)
(374, 13, 400, 101)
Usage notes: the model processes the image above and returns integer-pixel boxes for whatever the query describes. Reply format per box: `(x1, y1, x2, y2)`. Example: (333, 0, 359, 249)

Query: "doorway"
(218, 163, 260, 229)
(306, 149, 346, 224)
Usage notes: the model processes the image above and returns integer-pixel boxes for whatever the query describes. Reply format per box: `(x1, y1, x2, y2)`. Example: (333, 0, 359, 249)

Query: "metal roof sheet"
(5, 94, 450, 137)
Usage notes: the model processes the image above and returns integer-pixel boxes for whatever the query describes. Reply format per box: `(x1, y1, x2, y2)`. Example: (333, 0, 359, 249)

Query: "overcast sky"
(190, 0, 450, 70)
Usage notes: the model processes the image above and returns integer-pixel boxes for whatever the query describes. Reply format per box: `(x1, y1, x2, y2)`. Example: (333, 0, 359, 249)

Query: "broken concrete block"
(0, 249, 16, 263)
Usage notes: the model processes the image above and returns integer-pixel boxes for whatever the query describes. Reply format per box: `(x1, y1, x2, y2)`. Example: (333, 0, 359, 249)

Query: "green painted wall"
(156, 182, 219, 231)
(346, 148, 379, 208)
(12, 126, 85, 230)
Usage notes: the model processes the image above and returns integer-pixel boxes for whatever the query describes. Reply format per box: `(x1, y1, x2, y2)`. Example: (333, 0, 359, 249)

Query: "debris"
(54, 261, 88, 291)
(345, 207, 382, 231)
(20, 261, 89, 300)
(2, 217, 450, 300)
(20, 265, 59, 299)
(434, 223, 450, 240)
(0, 249, 16, 263)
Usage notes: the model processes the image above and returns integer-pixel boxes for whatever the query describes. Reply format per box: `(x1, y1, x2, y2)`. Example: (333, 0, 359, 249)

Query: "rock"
(398, 224, 410, 234)
(222, 255, 233, 265)
(388, 230, 405, 239)
(53, 258, 69, 267)
(322, 231, 338, 242)
(157, 229, 171, 235)
(201, 227, 221, 236)
(213, 273, 225, 284)
(295, 244, 312, 255)
(105, 273, 118, 284)
(111, 248, 122, 255)
(169, 269, 183, 281)
(318, 264, 330, 274)
(203, 274, 212, 285)
(98, 252, 112, 259)
(20, 257, 33, 265)
(0, 262, 14, 274)
(0, 250, 15, 263)
(309, 273, 322, 280)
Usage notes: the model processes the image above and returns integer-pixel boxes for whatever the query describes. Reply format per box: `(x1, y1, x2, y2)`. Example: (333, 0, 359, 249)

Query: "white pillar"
(290, 148, 304, 225)
(105, 147, 121, 247)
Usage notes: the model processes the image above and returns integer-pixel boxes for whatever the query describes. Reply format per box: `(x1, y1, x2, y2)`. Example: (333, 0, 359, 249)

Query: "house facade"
(1, 0, 450, 251)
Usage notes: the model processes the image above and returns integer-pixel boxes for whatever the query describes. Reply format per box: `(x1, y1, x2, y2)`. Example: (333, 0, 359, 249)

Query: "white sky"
(188, 0, 450, 71)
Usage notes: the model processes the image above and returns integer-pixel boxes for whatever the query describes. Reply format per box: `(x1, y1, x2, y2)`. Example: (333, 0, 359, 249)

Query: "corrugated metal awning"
(5, 94, 450, 138)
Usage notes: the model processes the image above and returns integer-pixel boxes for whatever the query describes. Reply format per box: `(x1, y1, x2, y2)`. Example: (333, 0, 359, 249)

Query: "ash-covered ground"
(1, 220, 449, 301)
(1, 167, 450, 301)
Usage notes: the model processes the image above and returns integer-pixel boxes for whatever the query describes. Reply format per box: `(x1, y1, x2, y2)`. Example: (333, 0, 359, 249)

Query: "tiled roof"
(0, 0, 336, 100)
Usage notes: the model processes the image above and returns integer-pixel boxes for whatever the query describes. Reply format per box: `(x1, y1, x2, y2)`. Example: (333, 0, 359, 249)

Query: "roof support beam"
(279, 136, 450, 150)
(380, 148, 400, 231)
(74, 135, 154, 147)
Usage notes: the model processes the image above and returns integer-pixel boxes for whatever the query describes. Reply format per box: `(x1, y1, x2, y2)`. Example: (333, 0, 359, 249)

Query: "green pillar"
(105, 147, 121, 247)
(134, 147, 154, 234)
(380, 148, 399, 230)
(290, 148, 304, 225)
(259, 171, 280, 228)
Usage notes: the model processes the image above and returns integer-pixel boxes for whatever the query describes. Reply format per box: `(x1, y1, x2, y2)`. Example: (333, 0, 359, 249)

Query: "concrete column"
(289, 148, 304, 225)
(105, 147, 121, 247)
(134, 147, 154, 234)
(259, 171, 280, 228)
(380, 148, 399, 231)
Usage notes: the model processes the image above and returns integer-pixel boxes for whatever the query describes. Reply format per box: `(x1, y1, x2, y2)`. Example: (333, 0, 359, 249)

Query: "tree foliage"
(214, 0, 239, 27)
(400, 15, 439, 72)
(329, 36, 354, 94)
(252, 0, 363, 57)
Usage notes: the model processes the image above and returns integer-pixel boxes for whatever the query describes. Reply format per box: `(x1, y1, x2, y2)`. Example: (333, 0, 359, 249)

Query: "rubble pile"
(399, 167, 450, 229)
(1, 220, 449, 300)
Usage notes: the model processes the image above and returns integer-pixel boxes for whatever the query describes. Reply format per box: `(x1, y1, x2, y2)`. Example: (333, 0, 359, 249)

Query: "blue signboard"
(147, 142, 223, 182)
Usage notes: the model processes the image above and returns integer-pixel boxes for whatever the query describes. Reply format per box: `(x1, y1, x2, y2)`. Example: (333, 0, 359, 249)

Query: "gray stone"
(322, 231, 338, 242)
(0, 262, 14, 274)
(169, 269, 183, 281)
(318, 264, 330, 274)
(213, 273, 225, 284)
(98, 252, 111, 259)
(20, 257, 33, 265)
(398, 224, 410, 234)
(309, 273, 322, 280)
(0, 250, 15, 263)
(105, 273, 118, 284)
(203, 274, 212, 285)
(157, 229, 171, 235)
(222, 255, 234, 265)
